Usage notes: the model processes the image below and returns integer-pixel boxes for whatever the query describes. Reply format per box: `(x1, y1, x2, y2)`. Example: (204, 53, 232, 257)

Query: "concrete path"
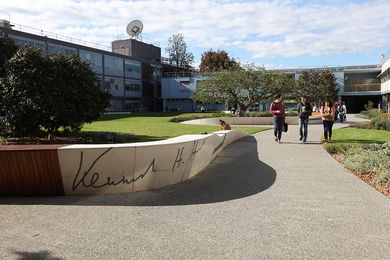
(1, 115, 389, 259)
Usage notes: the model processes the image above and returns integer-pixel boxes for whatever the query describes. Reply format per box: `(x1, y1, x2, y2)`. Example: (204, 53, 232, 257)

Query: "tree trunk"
(238, 105, 247, 117)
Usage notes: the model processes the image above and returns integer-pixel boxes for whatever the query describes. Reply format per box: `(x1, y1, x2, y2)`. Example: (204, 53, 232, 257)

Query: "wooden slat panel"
(0, 148, 65, 196)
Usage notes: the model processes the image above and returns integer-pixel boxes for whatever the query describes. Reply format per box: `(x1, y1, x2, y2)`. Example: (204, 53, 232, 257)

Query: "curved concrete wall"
(181, 116, 322, 126)
(0, 130, 247, 196)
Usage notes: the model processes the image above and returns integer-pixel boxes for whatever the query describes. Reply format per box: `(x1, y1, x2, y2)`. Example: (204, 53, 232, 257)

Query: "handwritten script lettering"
(172, 147, 184, 172)
(72, 148, 156, 191)
(189, 139, 205, 160)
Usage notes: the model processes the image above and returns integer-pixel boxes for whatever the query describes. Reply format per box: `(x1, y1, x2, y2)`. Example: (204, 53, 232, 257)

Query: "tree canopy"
(0, 46, 111, 139)
(193, 64, 295, 116)
(165, 33, 194, 70)
(0, 37, 19, 77)
(295, 70, 338, 106)
(199, 49, 239, 72)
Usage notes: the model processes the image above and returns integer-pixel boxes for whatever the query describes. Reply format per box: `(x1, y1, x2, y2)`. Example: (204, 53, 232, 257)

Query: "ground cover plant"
(324, 127, 390, 197)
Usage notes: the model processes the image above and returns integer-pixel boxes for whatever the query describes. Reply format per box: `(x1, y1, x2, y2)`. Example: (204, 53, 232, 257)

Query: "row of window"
(11, 35, 146, 78)
(166, 98, 193, 102)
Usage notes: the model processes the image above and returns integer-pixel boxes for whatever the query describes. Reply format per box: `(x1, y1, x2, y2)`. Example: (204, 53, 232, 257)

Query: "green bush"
(370, 114, 390, 131)
(366, 108, 382, 119)
(324, 143, 354, 154)
(244, 111, 273, 117)
(243, 111, 298, 117)
(169, 112, 234, 123)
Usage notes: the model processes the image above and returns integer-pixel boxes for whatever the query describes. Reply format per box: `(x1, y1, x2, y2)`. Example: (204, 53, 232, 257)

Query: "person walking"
(270, 94, 286, 143)
(320, 100, 334, 143)
(296, 95, 312, 142)
(338, 102, 347, 122)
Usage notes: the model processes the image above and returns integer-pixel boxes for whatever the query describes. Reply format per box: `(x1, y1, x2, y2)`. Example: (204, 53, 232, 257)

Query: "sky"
(1, 0, 390, 69)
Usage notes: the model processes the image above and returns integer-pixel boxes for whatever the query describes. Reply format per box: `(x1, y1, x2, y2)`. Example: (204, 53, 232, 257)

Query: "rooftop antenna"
(126, 20, 143, 40)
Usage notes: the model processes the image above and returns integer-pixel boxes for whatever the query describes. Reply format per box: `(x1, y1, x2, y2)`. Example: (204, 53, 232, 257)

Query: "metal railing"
(5, 21, 112, 52)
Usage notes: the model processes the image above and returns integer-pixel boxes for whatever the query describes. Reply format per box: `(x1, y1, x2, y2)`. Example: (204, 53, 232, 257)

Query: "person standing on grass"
(296, 95, 312, 142)
(320, 100, 334, 143)
(270, 94, 286, 143)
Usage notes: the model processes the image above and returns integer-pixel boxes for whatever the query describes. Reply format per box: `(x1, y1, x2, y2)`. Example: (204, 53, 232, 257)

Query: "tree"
(199, 49, 239, 72)
(165, 33, 194, 70)
(319, 70, 339, 103)
(0, 47, 111, 139)
(0, 37, 19, 77)
(295, 70, 338, 106)
(192, 64, 295, 116)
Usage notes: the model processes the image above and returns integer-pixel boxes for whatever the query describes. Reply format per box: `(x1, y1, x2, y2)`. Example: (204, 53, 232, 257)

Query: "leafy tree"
(199, 49, 239, 72)
(193, 64, 295, 116)
(0, 37, 19, 77)
(295, 70, 338, 106)
(0, 47, 110, 139)
(319, 70, 339, 103)
(165, 33, 194, 70)
(295, 71, 319, 104)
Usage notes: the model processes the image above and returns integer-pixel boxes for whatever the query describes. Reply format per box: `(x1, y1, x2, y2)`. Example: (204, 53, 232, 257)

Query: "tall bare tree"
(165, 33, 194, 70)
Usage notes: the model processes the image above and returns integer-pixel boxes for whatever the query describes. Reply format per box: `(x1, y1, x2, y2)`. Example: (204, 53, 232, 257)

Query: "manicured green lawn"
(324, 127, 390, 153)
(328, 128, 390, 144)
(82, 112, 269, 142)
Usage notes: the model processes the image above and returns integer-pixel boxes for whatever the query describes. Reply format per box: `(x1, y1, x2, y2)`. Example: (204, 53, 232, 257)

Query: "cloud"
(2, 0, 390, 61)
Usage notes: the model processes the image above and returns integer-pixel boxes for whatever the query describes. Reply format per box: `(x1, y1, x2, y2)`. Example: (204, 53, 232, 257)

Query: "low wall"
(181, 116, 322, 126)
(0, 130, 247, 196)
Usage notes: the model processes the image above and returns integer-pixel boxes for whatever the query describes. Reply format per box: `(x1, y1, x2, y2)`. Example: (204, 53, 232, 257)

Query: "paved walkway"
(1, 115, 389, 259)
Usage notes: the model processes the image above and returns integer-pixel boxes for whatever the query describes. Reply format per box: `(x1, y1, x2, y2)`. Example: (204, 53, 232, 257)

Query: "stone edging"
(181, 116, 322, 126)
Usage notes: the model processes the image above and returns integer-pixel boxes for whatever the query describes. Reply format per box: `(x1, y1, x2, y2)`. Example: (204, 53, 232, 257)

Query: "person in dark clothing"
(270, 94, 286, 143)
(296, 96, 312, 142)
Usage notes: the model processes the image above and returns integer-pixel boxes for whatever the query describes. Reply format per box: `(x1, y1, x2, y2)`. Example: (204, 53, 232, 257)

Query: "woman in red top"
(269, 94, 286, 143)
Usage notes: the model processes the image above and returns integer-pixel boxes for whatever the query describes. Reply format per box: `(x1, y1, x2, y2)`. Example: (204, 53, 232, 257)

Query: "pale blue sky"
(1, 0, 389, 68)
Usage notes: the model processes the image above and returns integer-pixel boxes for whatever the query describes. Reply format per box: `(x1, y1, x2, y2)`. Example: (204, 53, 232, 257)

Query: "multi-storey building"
(162, 65, 382, 113)
(0, 20, 162, 112)
(280, 65, 382, 113)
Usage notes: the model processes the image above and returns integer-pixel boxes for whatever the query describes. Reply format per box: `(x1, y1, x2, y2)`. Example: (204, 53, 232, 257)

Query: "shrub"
(324, 143, 354, 154)
(370, 113, 390, 131)
(343, 142, 390, 187)
(366, 108, 381, 119)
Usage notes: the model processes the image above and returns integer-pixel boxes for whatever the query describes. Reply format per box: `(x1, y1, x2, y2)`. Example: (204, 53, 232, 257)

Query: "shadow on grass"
(0, 136, 276, 206)
(329, 139, 388, 144)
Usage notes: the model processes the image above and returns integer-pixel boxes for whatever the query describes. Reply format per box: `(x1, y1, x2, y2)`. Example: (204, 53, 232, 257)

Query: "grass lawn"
(82, 112, 269, 142)
(324, 127, 390, 153)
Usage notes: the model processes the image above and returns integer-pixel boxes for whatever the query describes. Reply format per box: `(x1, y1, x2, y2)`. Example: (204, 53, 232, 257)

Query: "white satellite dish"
(126, 20, 143, 38)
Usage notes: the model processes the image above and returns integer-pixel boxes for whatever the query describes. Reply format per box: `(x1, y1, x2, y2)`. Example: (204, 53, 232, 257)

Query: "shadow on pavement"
(0, 136, 276, 206)
(11, 250, 63, 260)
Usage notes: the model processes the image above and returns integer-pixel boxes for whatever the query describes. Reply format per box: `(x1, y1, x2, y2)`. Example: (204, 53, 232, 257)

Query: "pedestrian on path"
(297, 95, 312, 142)
(320, 100, 334, 143)
(270, 94, 286, 143)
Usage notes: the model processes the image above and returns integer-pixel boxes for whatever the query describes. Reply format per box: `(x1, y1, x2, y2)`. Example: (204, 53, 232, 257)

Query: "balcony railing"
(344, 84, 381, 92)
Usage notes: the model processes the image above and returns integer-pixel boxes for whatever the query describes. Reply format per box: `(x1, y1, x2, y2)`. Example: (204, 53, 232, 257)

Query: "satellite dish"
(126, 20, 143, 38)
